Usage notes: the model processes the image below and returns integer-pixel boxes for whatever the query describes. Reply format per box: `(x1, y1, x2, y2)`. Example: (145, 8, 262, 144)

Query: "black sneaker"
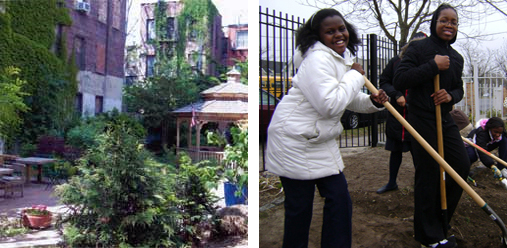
(421, 235, 457, 248)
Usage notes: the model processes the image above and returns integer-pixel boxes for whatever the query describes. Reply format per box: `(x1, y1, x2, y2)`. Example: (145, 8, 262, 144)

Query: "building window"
(147, 19, 155, 41)
(146, 55, 155, 77)
(235, 30, 248, 49)
(95, 95, 103, 114)
(166, 17, 175, 40)
(75, 93, 83, 114)
(126, 76, 137, 86)
(74, 37, 86, 70)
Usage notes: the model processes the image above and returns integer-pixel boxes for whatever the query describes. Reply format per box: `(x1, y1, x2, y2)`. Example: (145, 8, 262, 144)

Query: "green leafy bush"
(170, 153, 222, 245)
(55, 119, 177, 247)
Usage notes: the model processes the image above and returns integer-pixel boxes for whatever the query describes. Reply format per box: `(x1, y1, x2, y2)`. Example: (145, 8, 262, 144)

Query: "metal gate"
(259, 7, 397, 171)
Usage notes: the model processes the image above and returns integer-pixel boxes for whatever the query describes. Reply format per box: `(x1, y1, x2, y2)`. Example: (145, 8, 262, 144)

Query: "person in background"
(449, 108, 473, 138)
(465, 117, 507, 179)
(265, 8, 388, 248)
(376, 31, 427, 194)
(394, 3, 470, 248)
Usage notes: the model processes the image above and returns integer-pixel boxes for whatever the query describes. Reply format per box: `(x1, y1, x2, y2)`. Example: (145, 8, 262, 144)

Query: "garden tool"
(467, 176, 477, 187)
(363, 76, 507, 247)
(461, 136, 507, 190)
(434, 74, 449, 237)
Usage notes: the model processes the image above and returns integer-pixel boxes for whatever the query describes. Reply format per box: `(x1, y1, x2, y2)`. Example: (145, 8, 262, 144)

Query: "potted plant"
(221, 126, 248, 206)
(22, 205, 52, 229)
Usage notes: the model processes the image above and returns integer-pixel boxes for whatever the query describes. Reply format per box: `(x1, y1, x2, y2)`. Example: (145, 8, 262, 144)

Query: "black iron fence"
(259, 6, 397, 171)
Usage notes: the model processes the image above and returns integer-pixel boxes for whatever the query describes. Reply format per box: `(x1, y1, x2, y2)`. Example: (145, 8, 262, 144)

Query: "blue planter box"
(224, 182, 248, 206)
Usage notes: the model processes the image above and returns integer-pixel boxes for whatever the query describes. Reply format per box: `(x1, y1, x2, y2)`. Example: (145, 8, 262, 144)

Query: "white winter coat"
(265, 41, 383, 180)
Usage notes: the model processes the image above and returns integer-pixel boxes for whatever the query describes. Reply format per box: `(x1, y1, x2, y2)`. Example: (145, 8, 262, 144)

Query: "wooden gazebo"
(173, 69, 248, 163)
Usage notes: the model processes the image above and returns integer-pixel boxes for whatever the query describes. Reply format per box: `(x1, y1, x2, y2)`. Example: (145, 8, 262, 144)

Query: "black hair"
(485, 117, 505, 131)
(430, 3, 458, 44)
(295, 8, 360, 56)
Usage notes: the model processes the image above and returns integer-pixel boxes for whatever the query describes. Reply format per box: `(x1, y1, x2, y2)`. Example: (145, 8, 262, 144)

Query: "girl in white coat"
(265, 8, 388, 248)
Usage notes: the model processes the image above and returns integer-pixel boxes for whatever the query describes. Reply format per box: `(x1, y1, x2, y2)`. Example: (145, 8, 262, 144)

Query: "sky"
(126, 0, 248, 46)
(258, 0, 507, 54)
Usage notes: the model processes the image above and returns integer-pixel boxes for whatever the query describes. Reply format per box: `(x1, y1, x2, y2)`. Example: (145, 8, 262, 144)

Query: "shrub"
(55, 119, 177, 247)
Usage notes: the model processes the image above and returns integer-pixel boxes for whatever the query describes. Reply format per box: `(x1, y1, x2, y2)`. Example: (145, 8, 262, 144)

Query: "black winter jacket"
(467, 127, 507, 167)
(380, 55, 410, 142)
(393, 35, 464, 120)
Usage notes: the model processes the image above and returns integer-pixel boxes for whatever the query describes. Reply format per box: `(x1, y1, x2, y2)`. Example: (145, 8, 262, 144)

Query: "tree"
(55, 118, 178, 247)
(123, 76, 199, 147)
(299, 0, 504, 49)
(458, 40, 499, 76)
(494, 40, 507, 76)
(235, 59, 249, 85)
(0, 67, 29, 141)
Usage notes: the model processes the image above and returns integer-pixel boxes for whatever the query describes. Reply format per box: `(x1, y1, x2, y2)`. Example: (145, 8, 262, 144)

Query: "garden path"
(0, 184, 64, 247)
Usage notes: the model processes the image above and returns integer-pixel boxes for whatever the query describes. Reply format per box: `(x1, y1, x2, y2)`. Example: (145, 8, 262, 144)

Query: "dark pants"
(409, 113, 470, 244)
(280, 173, 352, 248)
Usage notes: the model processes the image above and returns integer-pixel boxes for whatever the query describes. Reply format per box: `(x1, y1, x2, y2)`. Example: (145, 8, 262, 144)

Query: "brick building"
(224, 24, 248, 67)
(126, 0, 224, 82)
(65, 0, 126, 116)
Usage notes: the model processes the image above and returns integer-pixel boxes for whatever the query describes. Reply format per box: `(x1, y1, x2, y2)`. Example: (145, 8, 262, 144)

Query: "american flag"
(190, 105, 197, 127)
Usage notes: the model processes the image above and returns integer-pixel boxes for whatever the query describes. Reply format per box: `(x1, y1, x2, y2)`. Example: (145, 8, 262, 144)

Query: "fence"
(259, 7, 397, 171)
(456, 73, 507, 123)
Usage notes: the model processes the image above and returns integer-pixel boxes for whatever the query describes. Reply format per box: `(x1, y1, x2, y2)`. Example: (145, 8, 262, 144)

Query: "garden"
(1, 111, 248, 247)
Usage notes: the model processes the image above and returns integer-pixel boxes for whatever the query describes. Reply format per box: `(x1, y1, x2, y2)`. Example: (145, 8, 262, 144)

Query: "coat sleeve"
(447, 52, 465, 104)
(295, 51, 364, 119)
(475, 129, 495, 167)
(394, 42, 439, 91)
(380, 56, 403, 99)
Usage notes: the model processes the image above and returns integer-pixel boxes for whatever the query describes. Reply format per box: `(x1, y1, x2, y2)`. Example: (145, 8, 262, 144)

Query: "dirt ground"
(260, 146, 507, 248)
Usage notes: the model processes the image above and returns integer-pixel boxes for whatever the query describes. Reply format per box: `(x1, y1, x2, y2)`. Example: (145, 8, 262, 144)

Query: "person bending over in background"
(465, 117, 507, 179)
(265, 8, 388, 248)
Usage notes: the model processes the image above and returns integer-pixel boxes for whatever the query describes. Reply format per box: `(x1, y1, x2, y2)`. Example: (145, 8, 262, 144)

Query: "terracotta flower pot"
(22, 210, 52, 229)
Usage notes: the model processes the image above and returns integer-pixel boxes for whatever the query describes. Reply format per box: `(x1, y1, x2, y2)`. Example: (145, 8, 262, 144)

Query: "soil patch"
(260, 146, 507, 248)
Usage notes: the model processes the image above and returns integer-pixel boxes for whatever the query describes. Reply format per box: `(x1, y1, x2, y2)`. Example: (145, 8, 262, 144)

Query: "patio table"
(0, 167, 14, 176)
(15, 157, 56, 184)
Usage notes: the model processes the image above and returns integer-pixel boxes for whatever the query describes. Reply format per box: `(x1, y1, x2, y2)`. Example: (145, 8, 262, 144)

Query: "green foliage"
(208, 126, 248, 197)
(222, 127, 248, 195)
(66, 110, 146, 151)
(0, 66, 29, 140)
(0, 0, 76, 144)
(0, 215, 29, 239)
(235, 59, 248, 85)
(170, 153, 222, 245)
(55, 119, 177, 247)
(485, 108, 502, 118)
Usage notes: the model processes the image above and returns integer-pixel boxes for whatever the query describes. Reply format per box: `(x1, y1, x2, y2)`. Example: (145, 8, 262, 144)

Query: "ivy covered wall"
(152, 0, 223, 78)
(0, 0, 78, 143)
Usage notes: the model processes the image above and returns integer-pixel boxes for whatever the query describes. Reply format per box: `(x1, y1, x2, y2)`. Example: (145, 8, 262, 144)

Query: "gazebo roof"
(173, 67, 248, 122)
(201, 81, 248, 95)
(173, 99, 247, 115)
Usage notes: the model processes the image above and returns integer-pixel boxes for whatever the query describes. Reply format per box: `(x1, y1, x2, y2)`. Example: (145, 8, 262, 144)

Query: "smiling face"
(491, 126, 504, 140)
(319, 15, 349, 56)
(436, 8, 458, 42)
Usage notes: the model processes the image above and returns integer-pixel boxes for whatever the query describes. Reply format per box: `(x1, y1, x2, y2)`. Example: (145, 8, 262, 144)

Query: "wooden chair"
(1, 163, 25, 198)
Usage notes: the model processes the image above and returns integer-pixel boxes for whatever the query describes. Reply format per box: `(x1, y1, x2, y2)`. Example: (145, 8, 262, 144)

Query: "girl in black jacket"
(466, 117, 507, 179)
(377, 32, 426, 194)
(393, 3, 470, 248)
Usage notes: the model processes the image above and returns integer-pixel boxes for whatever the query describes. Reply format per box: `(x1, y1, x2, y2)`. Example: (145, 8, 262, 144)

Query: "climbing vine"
(152, 0, 218, 77)
(0, 0, 77, 143)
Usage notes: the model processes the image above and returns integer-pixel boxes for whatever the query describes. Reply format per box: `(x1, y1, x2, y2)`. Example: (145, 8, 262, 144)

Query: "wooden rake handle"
(462, 136, 507, 168)
(363, 76, 486, 207)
